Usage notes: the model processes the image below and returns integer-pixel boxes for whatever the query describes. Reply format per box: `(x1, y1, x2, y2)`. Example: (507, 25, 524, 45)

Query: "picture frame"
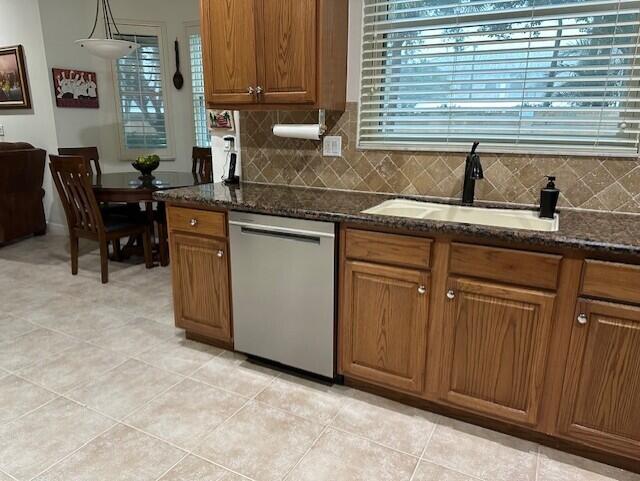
(0, 45, 31, 109)
(207, 109, 235, 131)
(52, 68, 100, 109)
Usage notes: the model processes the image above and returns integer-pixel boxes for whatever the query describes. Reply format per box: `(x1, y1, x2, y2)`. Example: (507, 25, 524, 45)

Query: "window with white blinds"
(358, 0, 640, 156)
(115, 28, 172, 158)
(188, 31, 210, 147)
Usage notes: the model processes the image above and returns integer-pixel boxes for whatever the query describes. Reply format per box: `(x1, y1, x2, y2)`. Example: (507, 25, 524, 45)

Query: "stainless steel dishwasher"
(228, 211, 336, 378)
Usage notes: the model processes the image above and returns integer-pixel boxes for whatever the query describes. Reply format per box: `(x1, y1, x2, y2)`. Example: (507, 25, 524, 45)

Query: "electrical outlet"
(0, 125, 5, 137)
(323, 136, 342, 157)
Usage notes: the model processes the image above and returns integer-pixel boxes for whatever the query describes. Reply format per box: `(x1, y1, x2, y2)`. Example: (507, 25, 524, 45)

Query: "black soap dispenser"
(539, 176, 559, 219)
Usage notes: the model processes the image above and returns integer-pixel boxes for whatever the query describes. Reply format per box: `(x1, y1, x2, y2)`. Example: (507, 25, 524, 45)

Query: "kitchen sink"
(362, 199, 559, 232)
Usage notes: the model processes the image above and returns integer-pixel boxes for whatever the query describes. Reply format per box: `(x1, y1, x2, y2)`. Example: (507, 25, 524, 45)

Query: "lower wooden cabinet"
(170, 231, 232, 344)
(439, 277, 556, 426)
(557, 299, 640, 458)
(341, 260, 430, 394)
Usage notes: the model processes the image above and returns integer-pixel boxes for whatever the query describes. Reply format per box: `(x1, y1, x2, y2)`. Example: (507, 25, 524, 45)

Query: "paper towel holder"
(318, 109, 327, 136)
(272, 109, 327, 137)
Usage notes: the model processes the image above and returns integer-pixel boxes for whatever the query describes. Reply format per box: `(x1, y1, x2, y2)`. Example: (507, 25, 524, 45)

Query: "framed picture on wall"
(0, 45, 31, 109)
(207, 110, 235, 131)
(52, 68, 99, 108)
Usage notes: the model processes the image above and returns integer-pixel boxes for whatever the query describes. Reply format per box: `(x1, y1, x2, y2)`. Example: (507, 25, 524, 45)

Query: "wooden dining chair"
(59, 146, 140, 225)
(49, 155, 154, 284)
(192, 146, 213, 178)
(58, 147, 102, 175)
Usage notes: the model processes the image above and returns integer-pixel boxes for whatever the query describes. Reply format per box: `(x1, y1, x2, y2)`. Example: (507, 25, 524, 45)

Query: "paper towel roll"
(272, 124, 322, 140)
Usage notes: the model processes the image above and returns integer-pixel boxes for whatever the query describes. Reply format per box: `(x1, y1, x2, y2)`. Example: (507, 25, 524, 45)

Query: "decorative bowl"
(132, 155, 160, 177)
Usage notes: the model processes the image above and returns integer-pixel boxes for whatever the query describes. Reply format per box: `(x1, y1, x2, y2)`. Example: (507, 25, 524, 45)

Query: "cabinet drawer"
(167, 206, 226, 238)
(449, 243, 561, 290)
(582, 260, 640, 305)
(345, 229, 432, 269)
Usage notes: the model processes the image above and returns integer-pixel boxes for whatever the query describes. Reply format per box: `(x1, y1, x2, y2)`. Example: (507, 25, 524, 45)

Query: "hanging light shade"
(76, 0, 139, 60)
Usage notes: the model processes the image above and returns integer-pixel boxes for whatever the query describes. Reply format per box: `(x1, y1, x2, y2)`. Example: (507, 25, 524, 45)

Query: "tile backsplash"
(240, 103, 640, 214)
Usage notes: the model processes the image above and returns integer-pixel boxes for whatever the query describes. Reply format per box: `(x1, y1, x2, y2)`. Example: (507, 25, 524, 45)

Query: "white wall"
(0, 0, 60, 223)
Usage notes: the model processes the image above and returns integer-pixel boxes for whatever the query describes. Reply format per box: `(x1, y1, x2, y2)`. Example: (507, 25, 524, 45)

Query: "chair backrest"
(58, 147, 101, 175)
(192, 146, 213, 177)
(49, 155, 104, 236)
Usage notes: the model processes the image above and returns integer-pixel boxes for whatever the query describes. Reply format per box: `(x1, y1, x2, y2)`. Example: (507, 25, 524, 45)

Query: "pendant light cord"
(88, 0, 100, 38)
(103, 0, 112, 39)
(104, 0, 122, 36)
(87, 0, 122, 40)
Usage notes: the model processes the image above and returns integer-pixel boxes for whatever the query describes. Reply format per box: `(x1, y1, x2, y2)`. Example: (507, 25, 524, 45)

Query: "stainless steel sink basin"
(362, 199, 559, 232)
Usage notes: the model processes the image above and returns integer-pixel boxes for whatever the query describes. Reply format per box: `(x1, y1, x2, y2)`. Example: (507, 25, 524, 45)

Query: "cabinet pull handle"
(577, 313, 588, 325)
(217, 250, 224, 258)
(418, 285, 426, 295)
(446, 289, 455, 300)
(189, 218, 198, 227)
(256, 86, 263, 95)
(248, 86, 255, 95)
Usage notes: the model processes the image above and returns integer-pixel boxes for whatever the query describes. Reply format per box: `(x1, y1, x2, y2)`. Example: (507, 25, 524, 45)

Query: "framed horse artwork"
(52, 68, 99, 108)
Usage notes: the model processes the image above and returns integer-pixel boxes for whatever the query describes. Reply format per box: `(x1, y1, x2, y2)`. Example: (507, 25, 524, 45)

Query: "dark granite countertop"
(154, 182, 640, 257)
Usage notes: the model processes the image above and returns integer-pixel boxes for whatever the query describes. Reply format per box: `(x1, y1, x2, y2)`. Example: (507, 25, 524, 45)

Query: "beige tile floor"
(0, 234, 638, 481)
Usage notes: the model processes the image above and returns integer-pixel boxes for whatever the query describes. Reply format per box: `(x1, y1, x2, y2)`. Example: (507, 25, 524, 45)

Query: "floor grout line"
(0, 468, 19, 481)
(535, 444, 542, 481)
(281, 424, 330, 481)
(186, 453, 257, 481)
(408, 424, 437, 481)
(151, 453, 189, 481)
(326, 424, 422, 460)
(0, 395, 60, 427)
(26, 421, 118, 481)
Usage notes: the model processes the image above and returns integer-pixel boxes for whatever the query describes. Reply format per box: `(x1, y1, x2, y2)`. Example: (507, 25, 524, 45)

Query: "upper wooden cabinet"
(201, 0, 258, 105)
(439, 277, 556, 426)
(558, 299, 640, 459)
(200, 0, 348, 110)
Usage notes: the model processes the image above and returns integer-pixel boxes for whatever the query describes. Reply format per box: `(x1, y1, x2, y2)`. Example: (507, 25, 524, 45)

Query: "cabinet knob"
(248, 86, 255, 95)
(418, 285, 426, 295)
(577, 313, 588, 325)
(189, 218, 198, 227)
(256, 86, 263, 95)
(446, 289, 456, 300)
(217, 250, 224, 258)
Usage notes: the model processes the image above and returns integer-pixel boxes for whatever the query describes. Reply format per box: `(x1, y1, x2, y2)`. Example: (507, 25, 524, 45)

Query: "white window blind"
(115, 33, 169, 152)
(358, 0, 640, 156)
(188, 31, 210, 147)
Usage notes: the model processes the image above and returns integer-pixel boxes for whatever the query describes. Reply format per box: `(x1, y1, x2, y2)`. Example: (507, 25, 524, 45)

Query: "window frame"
(112, 20, 176, 161)
(185, 21, 210, 148)
(356, 0, 640, 158)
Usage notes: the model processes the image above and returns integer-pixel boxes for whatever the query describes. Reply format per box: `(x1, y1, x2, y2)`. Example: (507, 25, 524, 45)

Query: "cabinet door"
(171, 232, 232, 343)
(440, 278, 556, 426)
(558, 299, 640, 458)
(341, 260, 430, 393)
(256, 0, 317, 104)
(201, 0, 258, 104)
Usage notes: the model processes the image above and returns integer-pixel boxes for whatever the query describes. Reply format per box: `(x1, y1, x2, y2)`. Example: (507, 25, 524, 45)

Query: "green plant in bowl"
(132, 154, 160, 177)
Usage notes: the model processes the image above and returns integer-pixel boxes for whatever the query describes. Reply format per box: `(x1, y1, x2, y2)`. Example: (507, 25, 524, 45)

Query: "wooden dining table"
(92, 171, 212, 266)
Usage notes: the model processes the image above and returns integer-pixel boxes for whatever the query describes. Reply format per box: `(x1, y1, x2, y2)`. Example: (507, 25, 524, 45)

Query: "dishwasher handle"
(229, 220, 335, 244)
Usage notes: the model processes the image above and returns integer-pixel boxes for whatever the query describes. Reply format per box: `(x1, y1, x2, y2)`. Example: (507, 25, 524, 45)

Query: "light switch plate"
(323, 136, 342, 157)
(0, 125, 5, 137)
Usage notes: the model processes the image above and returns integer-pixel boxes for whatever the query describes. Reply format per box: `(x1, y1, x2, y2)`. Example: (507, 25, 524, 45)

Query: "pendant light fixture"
(75, 0, 139, 60)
